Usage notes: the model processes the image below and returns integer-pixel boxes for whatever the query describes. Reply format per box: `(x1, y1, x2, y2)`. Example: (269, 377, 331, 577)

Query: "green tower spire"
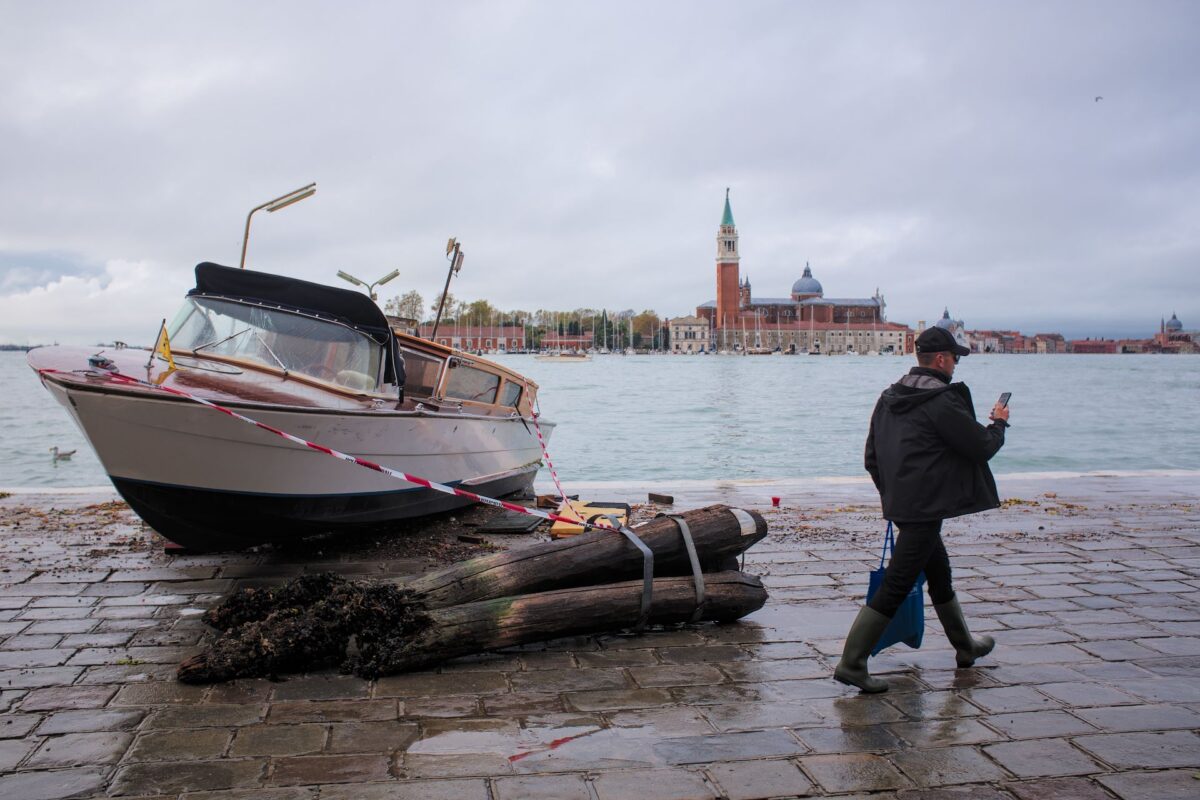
(721, 187, 735, 226)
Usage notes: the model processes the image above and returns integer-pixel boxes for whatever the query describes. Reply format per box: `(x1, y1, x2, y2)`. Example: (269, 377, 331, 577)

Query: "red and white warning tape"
(38, 368, 614, 533)
(528, 391, 586, 523)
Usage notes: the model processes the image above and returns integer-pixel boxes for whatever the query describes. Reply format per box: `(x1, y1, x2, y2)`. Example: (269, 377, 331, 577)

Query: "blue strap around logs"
(659, 513, 706, 622)
(592, 513, 654, 632)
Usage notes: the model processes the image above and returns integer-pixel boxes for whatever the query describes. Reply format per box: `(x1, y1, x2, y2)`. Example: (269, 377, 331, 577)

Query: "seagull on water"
(50, 446, 76, 461)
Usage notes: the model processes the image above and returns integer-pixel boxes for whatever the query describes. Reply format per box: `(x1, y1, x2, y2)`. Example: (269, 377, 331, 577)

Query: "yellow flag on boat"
(153, 320, 176, 371)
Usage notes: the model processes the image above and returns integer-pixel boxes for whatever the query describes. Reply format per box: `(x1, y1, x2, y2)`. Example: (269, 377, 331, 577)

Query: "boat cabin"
(165, 263, 536, 417)
(395, 333, 535, 417)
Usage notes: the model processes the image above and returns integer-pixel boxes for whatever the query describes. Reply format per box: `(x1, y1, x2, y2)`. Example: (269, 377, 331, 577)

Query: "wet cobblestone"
(1, 474, 1198, 797)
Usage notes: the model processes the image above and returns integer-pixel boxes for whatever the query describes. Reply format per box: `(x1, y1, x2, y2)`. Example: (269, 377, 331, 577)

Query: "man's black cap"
(916, 326, 970, 356)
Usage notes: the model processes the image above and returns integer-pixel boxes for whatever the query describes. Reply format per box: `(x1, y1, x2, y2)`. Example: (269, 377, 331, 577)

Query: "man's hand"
(989, 402, 1010, 423)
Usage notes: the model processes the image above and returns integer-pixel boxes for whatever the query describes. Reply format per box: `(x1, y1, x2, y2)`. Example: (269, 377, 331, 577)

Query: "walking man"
(834, 326, 1010, 692)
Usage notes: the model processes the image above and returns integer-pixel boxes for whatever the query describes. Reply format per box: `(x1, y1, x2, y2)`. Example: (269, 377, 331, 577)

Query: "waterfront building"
(1033, 333, 1066, 354)
(966, 329, 1032, 354)
(1154, 313, 1197, 353)
(668, 315, 711, 353)
(967, 329, 1003, 353)
(934, 308, 969, 350)
(1073, 315, 1196, 354)
(965, 317, 1198, 356)
(1069, 338, 1119, 354)
(538, 333, 592, 352)
(419, 324, 526, 353)
(1118, 338, 1153, 354)
(694, 191, 910, 354)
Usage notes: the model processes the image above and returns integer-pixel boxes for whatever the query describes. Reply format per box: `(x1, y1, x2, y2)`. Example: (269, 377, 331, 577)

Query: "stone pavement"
(1, 473, 1199, 799)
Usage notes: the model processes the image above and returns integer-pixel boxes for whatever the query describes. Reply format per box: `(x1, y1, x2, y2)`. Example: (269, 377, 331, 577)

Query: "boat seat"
(336, 370, 376, 391)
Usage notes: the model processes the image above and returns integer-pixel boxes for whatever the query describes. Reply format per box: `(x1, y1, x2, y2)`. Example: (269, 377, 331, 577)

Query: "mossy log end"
(371, 571, 768, 674)
(405, 504, 766, 609)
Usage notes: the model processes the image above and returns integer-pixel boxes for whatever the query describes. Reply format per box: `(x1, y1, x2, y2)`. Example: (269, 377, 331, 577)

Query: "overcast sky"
(1, 0, 1197, 345)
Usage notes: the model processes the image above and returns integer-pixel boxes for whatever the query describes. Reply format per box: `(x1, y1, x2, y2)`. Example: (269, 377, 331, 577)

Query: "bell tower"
(715, 188, 740, 333)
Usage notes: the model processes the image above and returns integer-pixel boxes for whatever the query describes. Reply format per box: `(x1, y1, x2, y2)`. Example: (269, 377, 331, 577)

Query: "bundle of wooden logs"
(177, 504, 770, 683)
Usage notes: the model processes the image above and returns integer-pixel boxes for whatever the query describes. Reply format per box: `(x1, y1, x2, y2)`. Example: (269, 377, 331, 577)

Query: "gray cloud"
(0, 252, 104, 293)
(0, 0, 1196, 344)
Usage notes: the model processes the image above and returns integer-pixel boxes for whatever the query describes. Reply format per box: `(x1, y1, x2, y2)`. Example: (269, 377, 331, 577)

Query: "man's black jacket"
(865, 367, 1007, 522)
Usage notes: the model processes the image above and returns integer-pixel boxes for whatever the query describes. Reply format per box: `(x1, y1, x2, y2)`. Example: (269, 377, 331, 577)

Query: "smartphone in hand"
(997, 392, 1012, 407)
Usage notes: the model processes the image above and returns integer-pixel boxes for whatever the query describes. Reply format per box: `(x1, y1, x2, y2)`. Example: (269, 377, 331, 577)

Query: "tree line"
(384, 290, 667, 349)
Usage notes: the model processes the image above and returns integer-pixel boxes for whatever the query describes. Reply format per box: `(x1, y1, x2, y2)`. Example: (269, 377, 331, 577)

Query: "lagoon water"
(3, 349, 1198, 490)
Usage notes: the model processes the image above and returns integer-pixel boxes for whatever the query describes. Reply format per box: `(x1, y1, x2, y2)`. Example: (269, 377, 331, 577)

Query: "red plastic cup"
(771, 496, 781, 507)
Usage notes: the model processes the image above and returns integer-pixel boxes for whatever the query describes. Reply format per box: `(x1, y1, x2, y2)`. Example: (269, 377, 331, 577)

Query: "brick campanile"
(714, 188, 740, 333)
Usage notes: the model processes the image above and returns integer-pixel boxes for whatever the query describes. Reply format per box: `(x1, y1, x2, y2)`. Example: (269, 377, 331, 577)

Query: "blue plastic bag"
(866, 522, 925, 655)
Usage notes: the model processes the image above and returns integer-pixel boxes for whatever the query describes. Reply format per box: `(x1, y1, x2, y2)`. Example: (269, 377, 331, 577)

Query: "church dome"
(935, 308, 956, 329)
(1166, 312, 1183, 331)
(791, 263, 823, 296)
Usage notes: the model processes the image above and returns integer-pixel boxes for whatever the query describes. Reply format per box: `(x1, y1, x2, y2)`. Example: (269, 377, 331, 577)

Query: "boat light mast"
(239, 183, 316, 270)
(431, 238, 464, 340)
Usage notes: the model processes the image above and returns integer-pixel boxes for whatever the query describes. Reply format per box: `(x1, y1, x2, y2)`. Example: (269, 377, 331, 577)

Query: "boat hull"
(41, 376, 552, 551)
(111, 466, 536, 551)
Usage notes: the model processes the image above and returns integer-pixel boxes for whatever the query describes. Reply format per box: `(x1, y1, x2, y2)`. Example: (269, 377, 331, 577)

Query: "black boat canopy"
(189, 262, 405, 394)
(189, 262, 392, 345)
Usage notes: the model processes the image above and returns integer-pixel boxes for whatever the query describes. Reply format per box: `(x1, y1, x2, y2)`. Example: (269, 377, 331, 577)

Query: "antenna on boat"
(239, 183, 317, 269)
(431, 238, 464, 340)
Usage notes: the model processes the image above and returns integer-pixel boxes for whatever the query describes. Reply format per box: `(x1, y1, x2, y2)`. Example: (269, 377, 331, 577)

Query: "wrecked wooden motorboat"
(28, 262, 554, 551)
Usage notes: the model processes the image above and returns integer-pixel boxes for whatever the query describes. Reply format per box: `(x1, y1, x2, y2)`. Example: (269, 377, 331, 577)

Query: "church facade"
(695, 191, 910, 354)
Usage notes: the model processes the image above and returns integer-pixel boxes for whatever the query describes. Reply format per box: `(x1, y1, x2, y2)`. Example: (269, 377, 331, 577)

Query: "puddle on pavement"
(406, 715, 682, 770)
(742, 603, 858, 638)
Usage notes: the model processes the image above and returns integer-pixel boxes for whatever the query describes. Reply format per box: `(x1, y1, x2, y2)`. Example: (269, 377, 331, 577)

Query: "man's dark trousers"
(868, 521, 955, 618)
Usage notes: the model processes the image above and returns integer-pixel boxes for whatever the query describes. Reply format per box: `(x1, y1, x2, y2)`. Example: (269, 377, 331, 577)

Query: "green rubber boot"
(934, 596, 995, 668)
(833, 606, 891, 693)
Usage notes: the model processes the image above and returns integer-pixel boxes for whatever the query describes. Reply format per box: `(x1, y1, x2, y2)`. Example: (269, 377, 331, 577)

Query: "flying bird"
(50, 446, 76, 461)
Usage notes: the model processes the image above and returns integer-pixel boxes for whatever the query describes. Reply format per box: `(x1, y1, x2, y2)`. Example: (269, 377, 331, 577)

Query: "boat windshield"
(168, 297, 383, 392)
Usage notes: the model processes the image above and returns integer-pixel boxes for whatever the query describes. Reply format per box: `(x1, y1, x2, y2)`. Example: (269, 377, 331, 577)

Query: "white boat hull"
(45, 380, 553, 549)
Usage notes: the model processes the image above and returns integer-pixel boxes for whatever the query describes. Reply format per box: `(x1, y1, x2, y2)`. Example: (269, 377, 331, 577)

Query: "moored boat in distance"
(534, 351, 592, 362)
(29, 262, 554, 551)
